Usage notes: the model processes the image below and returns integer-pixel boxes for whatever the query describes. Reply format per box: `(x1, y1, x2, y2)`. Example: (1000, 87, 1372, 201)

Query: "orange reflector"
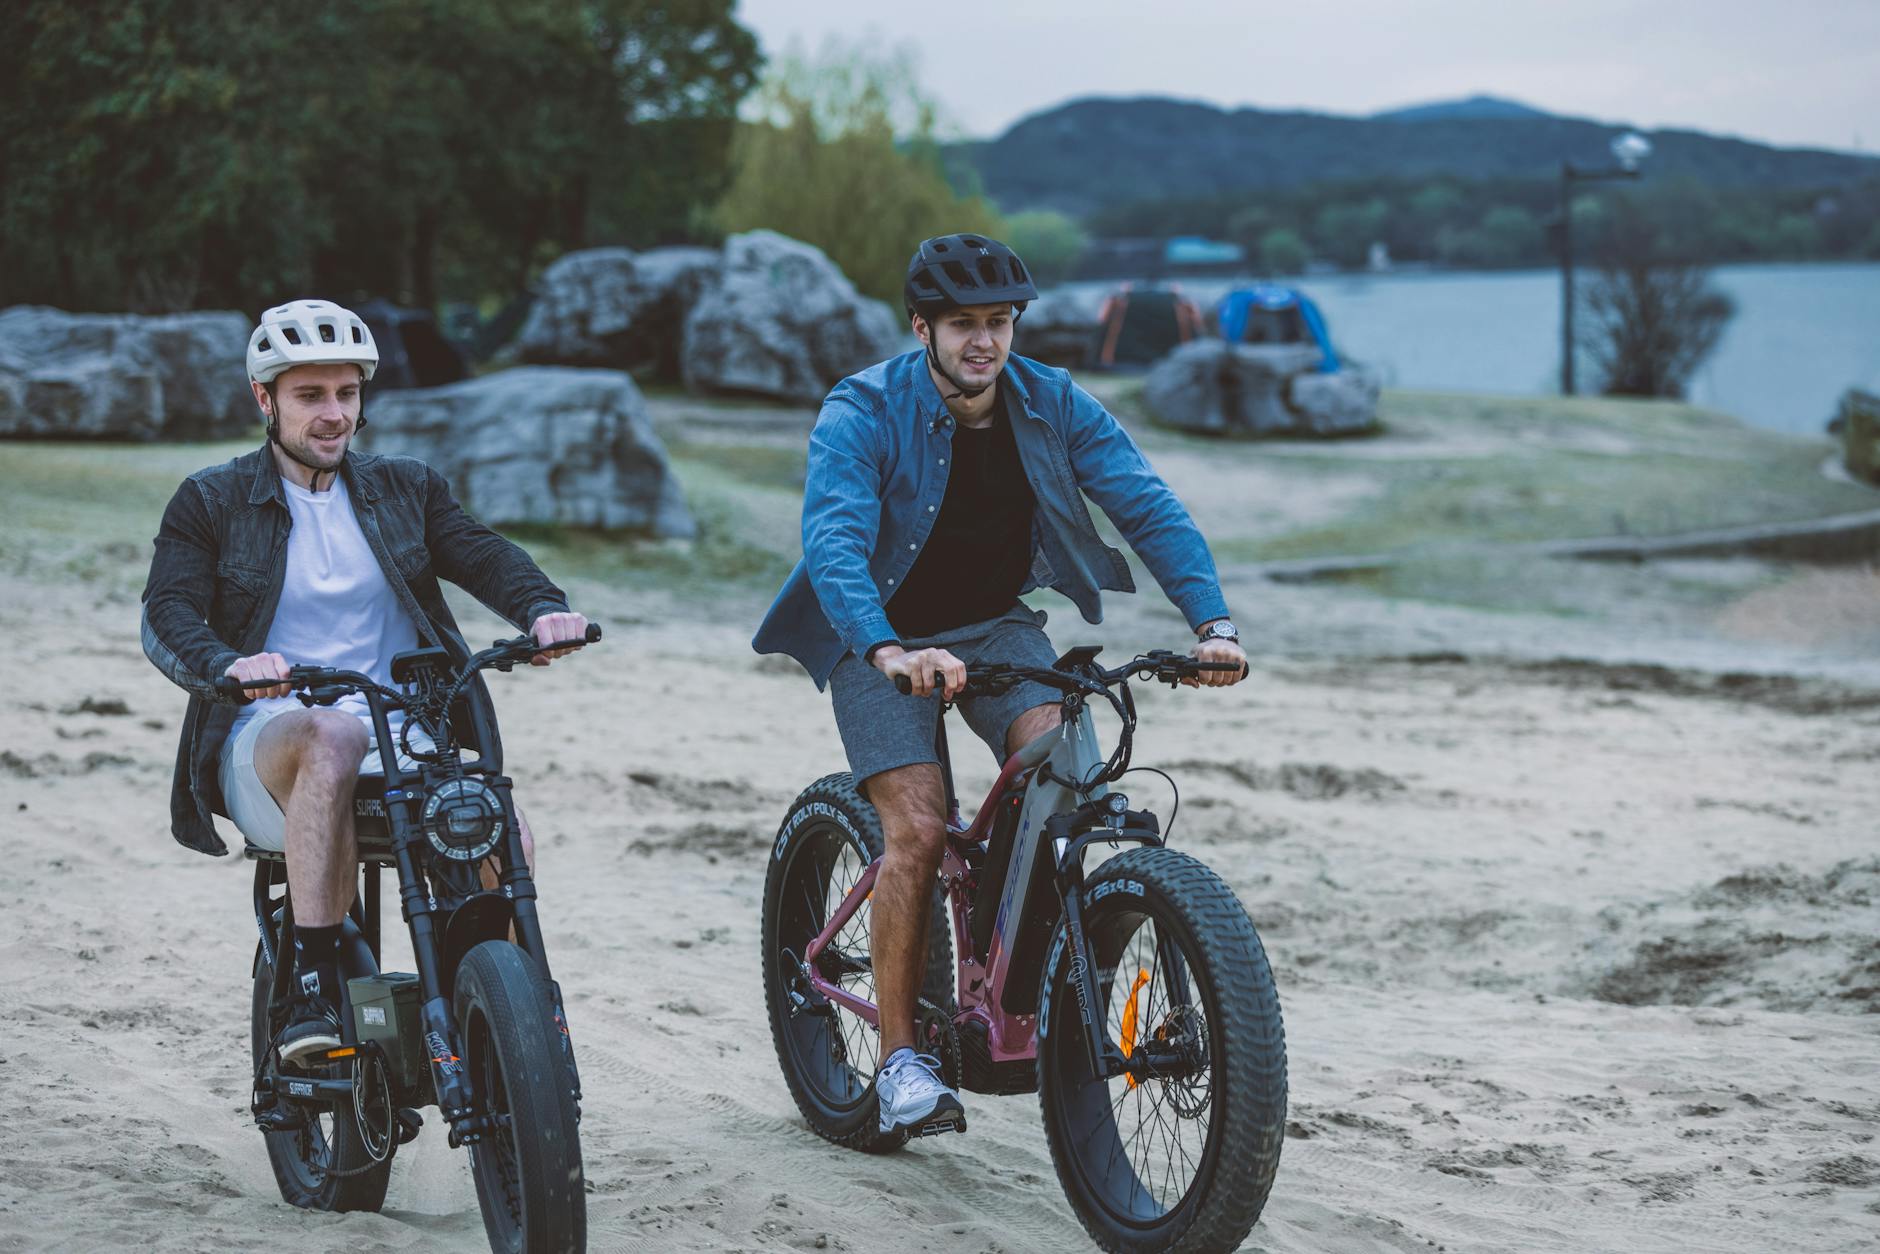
(325, 1046, 357, 1060)
(1118, 967, 1151, 1090)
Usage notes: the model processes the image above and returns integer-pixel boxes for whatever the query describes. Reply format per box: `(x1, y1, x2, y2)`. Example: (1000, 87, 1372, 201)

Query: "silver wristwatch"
(1197, 620, 1239, 643)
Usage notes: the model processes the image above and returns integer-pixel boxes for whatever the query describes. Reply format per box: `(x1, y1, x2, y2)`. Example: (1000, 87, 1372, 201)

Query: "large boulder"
(1144, 341, 1378, 438)
(515, 246, 721, 377)
(1014, 288, 1104, 368)
(0, 306, 254, 440)
(364, 367, 694, 536)
(681, 231, 902, 404)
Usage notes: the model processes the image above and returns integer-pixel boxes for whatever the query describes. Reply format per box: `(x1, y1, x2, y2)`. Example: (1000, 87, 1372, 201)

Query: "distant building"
(1077, 235, 1247, 280)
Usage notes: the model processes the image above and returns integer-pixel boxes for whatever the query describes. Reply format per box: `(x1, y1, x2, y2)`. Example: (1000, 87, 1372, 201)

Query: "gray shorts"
(829, 603, 1062, 786)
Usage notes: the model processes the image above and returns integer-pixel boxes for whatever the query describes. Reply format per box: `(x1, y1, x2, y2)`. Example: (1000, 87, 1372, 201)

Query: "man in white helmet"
(142, 298, 591, 1063)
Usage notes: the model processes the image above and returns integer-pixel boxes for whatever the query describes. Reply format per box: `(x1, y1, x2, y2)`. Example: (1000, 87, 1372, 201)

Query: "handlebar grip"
(1195, 660, 1249, 675)
(215, 674, 293, 701)
(891, 672, 949, 696)
(585, 622, 602, 643)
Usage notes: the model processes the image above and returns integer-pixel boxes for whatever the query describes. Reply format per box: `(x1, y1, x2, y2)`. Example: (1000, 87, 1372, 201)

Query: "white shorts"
(219, 706, 427, 852)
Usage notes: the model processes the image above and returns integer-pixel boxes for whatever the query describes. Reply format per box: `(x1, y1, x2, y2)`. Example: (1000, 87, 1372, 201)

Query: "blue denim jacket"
(752, 350, 1230, 687)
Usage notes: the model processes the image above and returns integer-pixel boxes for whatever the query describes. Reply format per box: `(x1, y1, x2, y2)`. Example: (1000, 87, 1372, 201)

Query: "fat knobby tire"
(1039, 847, 1287, 1253)
(763, 772, 955, 1154)
(454, 940, 586, 1254)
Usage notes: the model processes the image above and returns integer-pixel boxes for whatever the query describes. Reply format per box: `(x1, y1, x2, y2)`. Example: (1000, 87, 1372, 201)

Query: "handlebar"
(891, 650, 1247, 698)
(213, 622, 603, 703)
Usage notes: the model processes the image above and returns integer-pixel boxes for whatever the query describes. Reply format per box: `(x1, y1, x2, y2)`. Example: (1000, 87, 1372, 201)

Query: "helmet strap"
(262, 378, 357, 492)
(919, 314, 992, 403)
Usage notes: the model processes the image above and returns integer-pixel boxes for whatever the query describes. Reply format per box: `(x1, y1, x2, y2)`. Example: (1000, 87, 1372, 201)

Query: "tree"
(1258, 228, 1309, 276)
(1311, 198, 1388, 268)
(1004, 210, 1087, 282)
(713, 42, 1004, 305)
(1578, 201, 1735, 398)
(0, 0, 760, 312)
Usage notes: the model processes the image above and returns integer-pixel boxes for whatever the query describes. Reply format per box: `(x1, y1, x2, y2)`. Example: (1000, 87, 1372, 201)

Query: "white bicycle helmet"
(246, 299, 379, 384)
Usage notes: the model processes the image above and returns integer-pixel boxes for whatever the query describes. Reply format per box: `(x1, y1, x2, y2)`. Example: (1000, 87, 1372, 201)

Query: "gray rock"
(1014, 288, 1104, 368)
(364, 367, 694, 537)
(1289, 366, 1382, 436)
(1144, 341, 1377, 437)
(0, 306, 254, 440)
(516, 246, 721, 377)
(681, 231, 902, 404)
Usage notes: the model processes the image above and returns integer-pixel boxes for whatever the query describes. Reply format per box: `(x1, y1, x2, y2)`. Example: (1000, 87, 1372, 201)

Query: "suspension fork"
(489, 774, 582, 1105)
(368, 698, 479, 1134)
(1056, 859, 1120, 1081)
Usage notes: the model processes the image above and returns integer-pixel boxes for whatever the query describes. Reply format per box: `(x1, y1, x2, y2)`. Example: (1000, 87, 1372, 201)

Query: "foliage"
(0, 0, 760, 313)
(1084, 172, 1880, 273)
(1257, 228, 1310, 276)
(1577, 201, 1736, 399)
(958, 96, 1880, 221)
(1004, 210, 1088, 282)
(712, 42, 1004, 306)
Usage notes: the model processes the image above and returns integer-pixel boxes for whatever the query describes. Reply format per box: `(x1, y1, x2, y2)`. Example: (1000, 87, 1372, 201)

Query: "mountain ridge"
(952, 96, 1880, 218)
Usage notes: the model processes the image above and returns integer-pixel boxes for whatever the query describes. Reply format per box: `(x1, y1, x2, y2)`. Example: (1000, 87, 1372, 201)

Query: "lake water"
(1069, 262, 1880, 436)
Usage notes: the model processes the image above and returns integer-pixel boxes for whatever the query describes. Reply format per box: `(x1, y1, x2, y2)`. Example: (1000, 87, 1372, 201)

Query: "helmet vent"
(319, 324, 336, 343)
(941, 260, 973, 287)
(1009, 258, 1029, 284)
(351, 326, 364, 343)
(281, 327, 301, 345)
(257, 336, 271, 354)
(976, 257, 1000, 284)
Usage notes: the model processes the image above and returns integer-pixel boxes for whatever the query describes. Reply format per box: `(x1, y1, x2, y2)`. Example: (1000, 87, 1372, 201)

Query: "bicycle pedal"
(255, 1105, 308, 1134)
(395, 1107, 424, 1144)
(907, 1112, 967, 1138)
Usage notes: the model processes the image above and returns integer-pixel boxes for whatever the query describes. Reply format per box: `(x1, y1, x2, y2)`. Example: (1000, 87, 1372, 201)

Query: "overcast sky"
(735, 0, 1879, 153)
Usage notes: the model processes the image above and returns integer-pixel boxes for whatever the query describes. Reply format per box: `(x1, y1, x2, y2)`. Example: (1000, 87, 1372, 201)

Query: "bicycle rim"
(1054, 906, 1218, 1228)
(775, 821, 881, 1118)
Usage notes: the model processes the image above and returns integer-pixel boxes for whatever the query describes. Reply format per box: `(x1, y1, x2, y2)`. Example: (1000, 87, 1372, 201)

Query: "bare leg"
(1005, 703, 1064, 759)
(254, 709, 369, 928)
(862, 763, 947, 1058)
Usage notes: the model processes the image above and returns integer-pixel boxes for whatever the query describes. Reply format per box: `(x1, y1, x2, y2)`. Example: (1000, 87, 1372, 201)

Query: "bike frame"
(249, 647, 581, 1143)
(800, 697, 1167, 1080)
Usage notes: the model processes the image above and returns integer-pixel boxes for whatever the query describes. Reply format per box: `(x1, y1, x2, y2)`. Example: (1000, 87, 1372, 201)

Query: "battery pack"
(348, 972, 428, 1100)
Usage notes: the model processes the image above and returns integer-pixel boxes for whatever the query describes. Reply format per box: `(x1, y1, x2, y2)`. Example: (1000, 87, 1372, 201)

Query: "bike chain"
(254, 1025, 401, 1178)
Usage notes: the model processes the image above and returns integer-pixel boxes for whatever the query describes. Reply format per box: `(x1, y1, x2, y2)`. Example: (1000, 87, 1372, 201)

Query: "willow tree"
(714, 43, 1004, 306)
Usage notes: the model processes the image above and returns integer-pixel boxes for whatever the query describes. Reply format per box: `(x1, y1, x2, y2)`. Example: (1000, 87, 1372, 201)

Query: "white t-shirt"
(228, 476, 424, 755)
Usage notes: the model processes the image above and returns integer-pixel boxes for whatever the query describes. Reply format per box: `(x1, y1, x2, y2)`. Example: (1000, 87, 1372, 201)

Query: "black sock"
(292, 923, 343, 1006)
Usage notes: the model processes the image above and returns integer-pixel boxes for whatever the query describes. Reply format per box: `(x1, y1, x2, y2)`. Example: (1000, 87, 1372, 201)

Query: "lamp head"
(1610, 131, 1653, 172)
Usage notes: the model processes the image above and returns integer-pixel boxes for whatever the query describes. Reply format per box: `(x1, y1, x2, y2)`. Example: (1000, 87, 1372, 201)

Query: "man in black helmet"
(753, 234, 1245, 1138)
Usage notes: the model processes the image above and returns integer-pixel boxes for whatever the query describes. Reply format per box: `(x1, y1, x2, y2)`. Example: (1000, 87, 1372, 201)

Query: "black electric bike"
(223, 625, 599, 1254)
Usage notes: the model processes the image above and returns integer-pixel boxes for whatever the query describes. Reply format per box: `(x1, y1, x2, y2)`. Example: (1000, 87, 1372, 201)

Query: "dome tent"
(1217, 285, 1338, 372)
(1093, 283, 1206, 369)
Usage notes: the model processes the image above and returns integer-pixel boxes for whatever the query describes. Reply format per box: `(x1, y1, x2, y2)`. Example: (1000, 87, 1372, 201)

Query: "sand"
(4, 481, 1880, 1251)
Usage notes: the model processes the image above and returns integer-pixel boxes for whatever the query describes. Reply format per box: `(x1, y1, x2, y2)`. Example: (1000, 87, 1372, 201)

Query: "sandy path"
(3, 556, 1878, 1252)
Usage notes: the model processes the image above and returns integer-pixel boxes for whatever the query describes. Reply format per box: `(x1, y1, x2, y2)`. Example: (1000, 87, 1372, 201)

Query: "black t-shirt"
(885, 391, 1037, 638)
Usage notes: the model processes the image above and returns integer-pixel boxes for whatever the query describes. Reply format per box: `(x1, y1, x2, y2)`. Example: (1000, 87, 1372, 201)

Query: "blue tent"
(1217, 285, 1339, 373)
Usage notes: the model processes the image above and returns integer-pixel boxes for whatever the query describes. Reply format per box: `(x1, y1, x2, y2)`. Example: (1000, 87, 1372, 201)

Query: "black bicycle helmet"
(904, 234, 1038, 322)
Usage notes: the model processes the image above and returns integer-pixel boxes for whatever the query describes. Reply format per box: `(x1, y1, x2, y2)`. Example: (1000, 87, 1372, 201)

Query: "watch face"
(1207, 622, 1238, 640)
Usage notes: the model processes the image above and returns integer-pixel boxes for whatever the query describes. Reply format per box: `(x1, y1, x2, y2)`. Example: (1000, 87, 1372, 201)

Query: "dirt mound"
(1580, 859, 1880, 1014)
(1165, 757, 1409, 801)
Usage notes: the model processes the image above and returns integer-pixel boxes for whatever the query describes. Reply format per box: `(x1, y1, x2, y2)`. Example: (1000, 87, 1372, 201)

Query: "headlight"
(420, 777, 506, 863)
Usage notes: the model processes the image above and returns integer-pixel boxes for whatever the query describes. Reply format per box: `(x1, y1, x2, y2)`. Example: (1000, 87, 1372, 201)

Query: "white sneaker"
(876, 1048, 966, 1136)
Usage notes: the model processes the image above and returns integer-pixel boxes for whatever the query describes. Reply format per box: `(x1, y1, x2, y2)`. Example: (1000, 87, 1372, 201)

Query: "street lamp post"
(1559, 131, 1652, 394)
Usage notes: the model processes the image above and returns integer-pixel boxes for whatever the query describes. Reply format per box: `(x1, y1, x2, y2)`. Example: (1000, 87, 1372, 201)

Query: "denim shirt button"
(938, 458, 946, 465)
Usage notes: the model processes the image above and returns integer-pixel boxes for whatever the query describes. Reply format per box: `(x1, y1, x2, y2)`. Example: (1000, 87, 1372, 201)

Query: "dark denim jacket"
(141, 443, 570, 855)
(752, 350, 1230, 687)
